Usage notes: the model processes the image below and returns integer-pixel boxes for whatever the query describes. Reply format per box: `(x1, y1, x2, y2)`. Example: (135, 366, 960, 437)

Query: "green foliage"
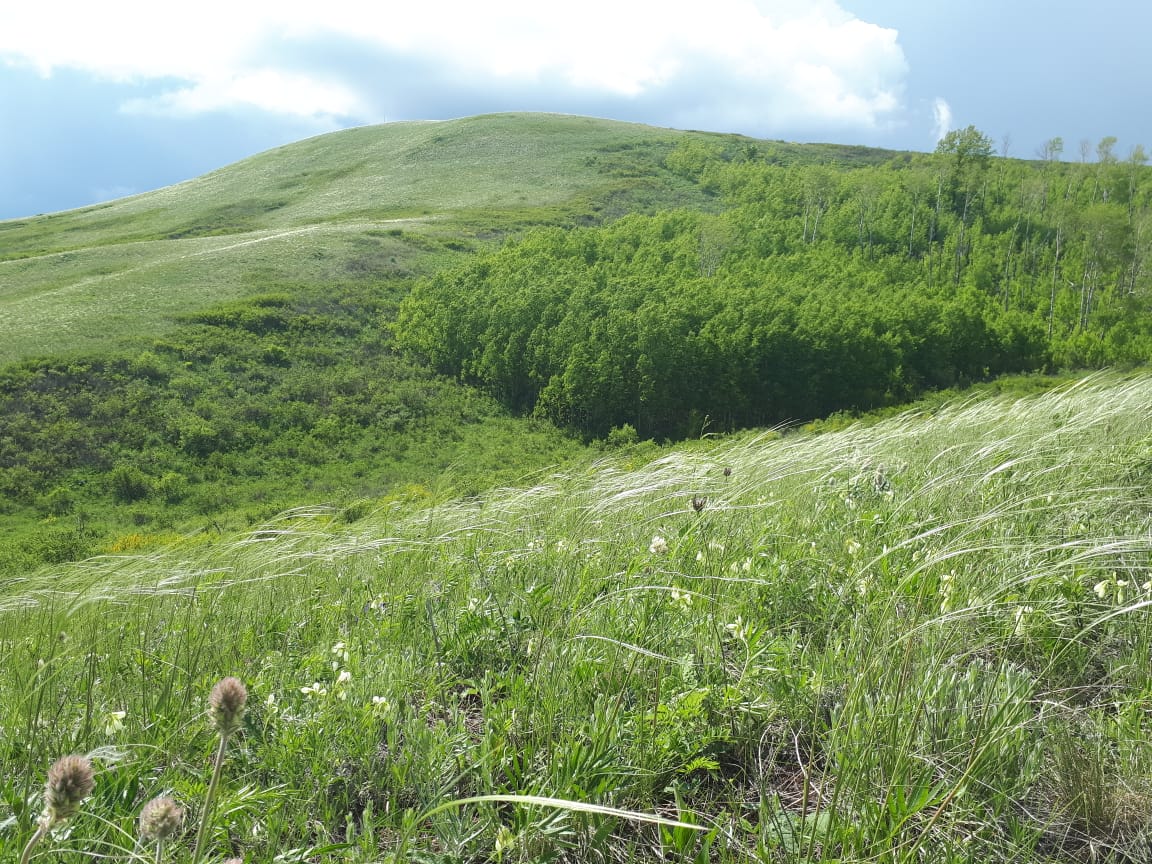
(397, 136, 1152, 439)
(0, 282, 587, 572)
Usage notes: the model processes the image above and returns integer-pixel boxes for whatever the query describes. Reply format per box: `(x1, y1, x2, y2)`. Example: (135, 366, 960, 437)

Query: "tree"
(935, 125, 995, 283)
(935, 125, 994, 182)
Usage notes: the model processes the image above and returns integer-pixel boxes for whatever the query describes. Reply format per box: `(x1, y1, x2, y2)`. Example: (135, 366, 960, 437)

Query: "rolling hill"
(0, 114, 732, 363)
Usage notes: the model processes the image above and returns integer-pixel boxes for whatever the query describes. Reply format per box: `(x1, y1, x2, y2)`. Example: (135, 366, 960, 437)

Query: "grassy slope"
(1, 372, 1150, 862)
(0, 114, 723, 363)
(0, 113, 729, 561)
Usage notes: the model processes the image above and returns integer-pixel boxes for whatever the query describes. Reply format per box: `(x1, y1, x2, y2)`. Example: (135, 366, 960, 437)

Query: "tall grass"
(2, 371, 1151, 862)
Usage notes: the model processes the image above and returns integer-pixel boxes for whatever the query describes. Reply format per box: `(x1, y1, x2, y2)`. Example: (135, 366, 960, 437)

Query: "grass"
(0, 114, 729, 365)
(2, 370, 1151, 862)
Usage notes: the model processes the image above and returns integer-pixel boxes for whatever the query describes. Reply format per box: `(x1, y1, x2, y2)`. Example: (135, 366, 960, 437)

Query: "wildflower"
(938, 571, 955, 614)
(103, 710, 126, 736)
(846, 538, 862, 556)
(691, 495, 707, 512)
(300, 682, 328, 698)
(194, 679, 246, 864)
(42, 755, 94, 826)
(138, 796, 184, 843)
(208, 677, 247, 736)
(670, 588, 693, 610)
(723, 466, 732, 477)
(336, 669, 351, 685)
(1093, 580, 1111, 599)
(331, 642, 350, 664)
(649, 536, 669, 555)
(725, 616, 751, 642)
(1013, 606, 1034, 637)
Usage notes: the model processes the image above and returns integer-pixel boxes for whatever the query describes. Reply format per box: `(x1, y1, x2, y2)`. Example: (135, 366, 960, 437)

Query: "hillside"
(0, 114, 731, 363)
(0, 113, 928, 573)
(2, 373, 1151, 862)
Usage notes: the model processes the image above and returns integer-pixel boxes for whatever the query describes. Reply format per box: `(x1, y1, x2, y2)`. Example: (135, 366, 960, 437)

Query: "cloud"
(0, 1, 909, 137)
(931, 96, 953, 142)
(121, 70, 366, 121)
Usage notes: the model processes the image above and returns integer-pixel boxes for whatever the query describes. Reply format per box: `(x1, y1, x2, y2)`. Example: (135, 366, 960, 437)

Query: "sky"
(2, 0, 1150, 221)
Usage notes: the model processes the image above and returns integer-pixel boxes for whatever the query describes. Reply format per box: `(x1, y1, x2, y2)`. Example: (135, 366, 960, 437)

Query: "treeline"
(394, 129, 1152, 438)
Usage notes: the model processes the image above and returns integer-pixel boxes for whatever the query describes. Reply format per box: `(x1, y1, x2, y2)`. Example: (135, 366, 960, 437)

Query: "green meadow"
(3, 372, 1152, 862)
(1, 113, 1151, 862)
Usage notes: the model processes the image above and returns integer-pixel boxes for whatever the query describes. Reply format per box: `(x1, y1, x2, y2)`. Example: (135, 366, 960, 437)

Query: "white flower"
(300, 682, 328, 698)
(103, 710, 126, 736)
(1093, 580, 1111, 599)
(649, 536, 669, 555)
(846, 539, 862, 556)
(1013, 605, 1034, 637)
(336, 669, 352, 685)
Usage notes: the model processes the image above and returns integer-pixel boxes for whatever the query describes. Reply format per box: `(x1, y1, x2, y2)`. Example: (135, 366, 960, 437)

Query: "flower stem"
(18, 822, 49, 864)
(191, 732, 230, 864)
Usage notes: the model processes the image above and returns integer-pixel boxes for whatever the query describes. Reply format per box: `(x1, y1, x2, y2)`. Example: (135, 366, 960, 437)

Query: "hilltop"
(0, 113, 902, 364)
(0, 114, 718, 362)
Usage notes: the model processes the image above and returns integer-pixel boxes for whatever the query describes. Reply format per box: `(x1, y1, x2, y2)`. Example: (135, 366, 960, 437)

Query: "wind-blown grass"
(1, 371, 1151, 862)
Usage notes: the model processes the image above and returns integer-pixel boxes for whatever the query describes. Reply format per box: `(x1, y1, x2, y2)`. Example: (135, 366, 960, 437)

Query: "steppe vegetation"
(2, 372, 1152, 862)
(1, 114, 1151, 861)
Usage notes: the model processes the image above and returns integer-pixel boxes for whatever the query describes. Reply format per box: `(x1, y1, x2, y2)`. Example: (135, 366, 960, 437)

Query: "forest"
(395, 128, 1152, 438)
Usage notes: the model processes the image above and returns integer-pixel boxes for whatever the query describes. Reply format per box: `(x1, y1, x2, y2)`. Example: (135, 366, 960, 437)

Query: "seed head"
(691, 495, 707, 512)
(138, 796, 184, 843)
(42, 755, 94, 826)
(208, 677, 248, 736)
(722, 467, 732, 478)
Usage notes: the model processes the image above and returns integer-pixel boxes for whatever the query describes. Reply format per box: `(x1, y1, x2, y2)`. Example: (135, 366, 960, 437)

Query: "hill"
(0, 114, 730, 363)
(2, 372, 1151, 862)
(0, 113, 926, 572)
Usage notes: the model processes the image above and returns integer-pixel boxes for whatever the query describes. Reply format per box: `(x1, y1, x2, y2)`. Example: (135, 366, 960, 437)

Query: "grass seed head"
(208, 677, 248, 736)
(138, 796, 184, 843)
(42, 755, 94, 826)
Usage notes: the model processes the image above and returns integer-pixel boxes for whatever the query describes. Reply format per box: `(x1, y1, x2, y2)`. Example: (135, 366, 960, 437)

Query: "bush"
(109, 464, 152, 503)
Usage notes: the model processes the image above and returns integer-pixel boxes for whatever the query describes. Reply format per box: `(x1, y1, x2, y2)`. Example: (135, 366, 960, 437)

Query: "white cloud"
(0, 1, 908, 134)
(121, 70, 367, 120)
(932, 97, 953, 143)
